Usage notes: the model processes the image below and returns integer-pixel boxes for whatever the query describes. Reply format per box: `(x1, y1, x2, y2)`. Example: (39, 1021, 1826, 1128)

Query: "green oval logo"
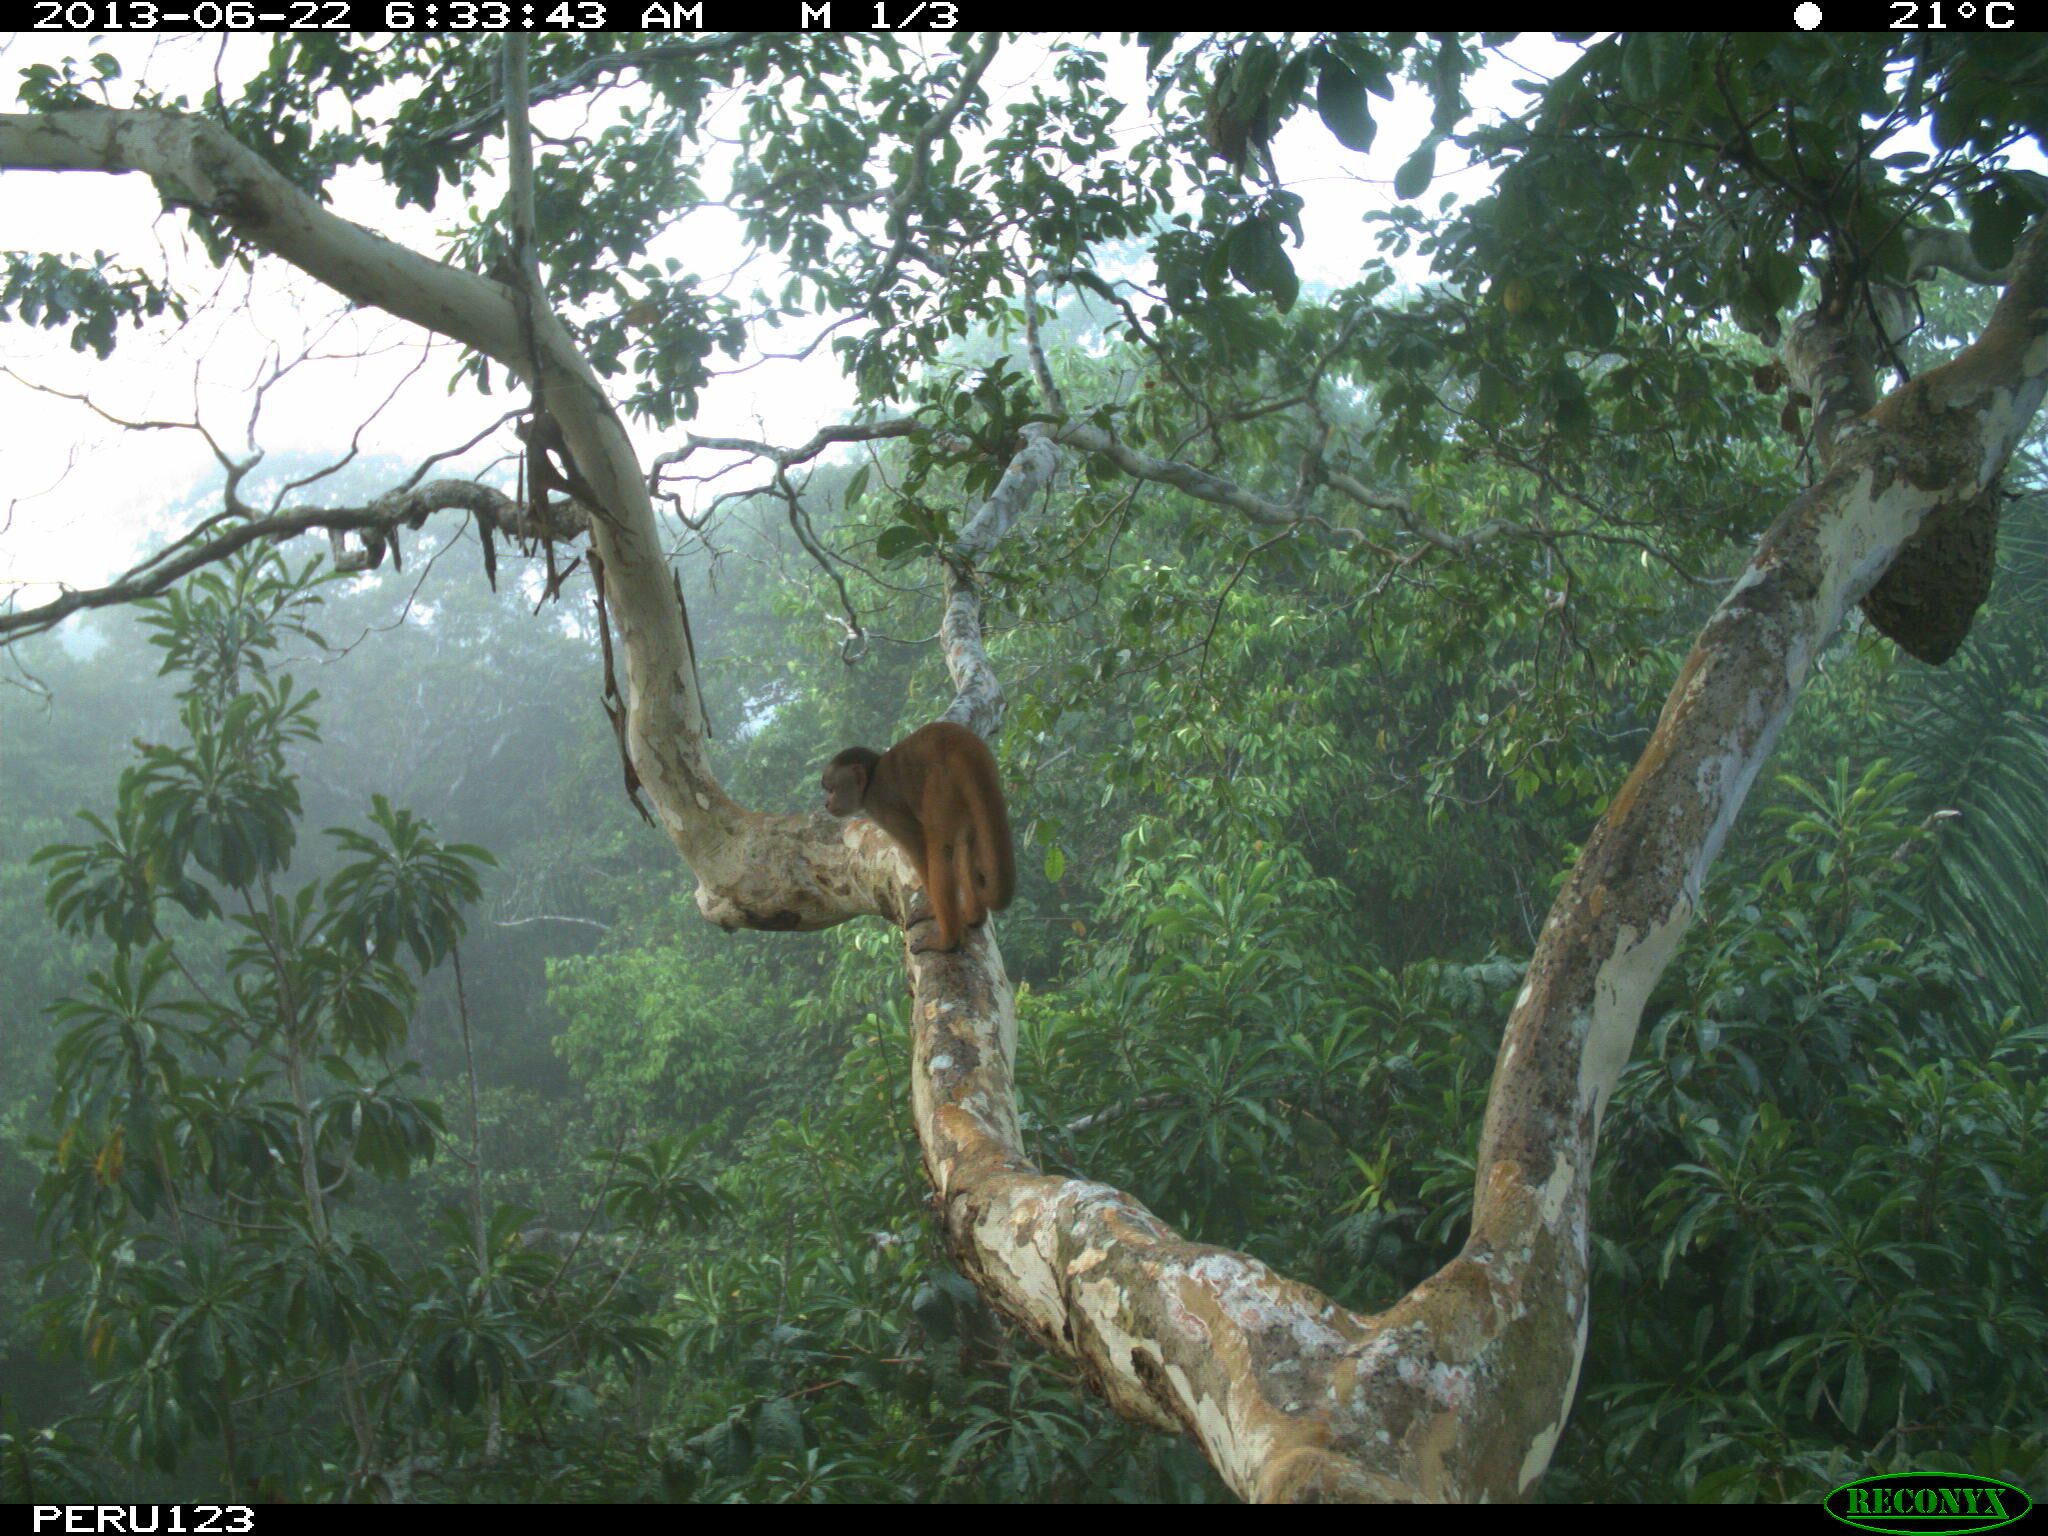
(1826, 1473, 2032, 1535)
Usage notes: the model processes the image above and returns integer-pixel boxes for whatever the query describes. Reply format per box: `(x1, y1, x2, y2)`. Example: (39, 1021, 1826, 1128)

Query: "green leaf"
(1578, 286, 1618, 347)
(876, 524, 924, 563)
(1315, 60, 1375, 152)
(1621, 34, 1656, 102)
(1967, 189, 2025, 273)
(1841, 1348, 1868, 1430)
(1394, 142, 1436, 200)
(1044, 846, 1067, 883)
(1225, 220, 1299, 311)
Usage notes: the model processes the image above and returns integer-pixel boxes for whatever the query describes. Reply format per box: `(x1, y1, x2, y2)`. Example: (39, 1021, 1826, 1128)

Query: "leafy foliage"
(5, 26, 2046, 1505)
(0, 251, 184, 359)
(11, 553, 709, 1500)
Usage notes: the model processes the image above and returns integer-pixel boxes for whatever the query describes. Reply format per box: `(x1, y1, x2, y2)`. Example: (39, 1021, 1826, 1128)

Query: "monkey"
(821, 721, 1016, 953)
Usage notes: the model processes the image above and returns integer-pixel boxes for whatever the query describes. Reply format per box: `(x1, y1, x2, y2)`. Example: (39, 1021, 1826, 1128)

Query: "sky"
(0, 32, 1587, 610)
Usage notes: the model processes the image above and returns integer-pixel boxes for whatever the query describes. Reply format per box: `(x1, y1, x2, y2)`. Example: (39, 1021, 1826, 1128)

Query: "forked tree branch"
(903, 224, 2048, 1501)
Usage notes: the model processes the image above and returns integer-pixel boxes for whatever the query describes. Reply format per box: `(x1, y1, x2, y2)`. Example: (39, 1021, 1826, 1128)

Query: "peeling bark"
(1783, 262, 2012, 663)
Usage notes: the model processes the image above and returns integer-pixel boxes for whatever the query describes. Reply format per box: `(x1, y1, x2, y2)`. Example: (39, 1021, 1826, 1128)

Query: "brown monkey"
(822, 721, 1016, 953)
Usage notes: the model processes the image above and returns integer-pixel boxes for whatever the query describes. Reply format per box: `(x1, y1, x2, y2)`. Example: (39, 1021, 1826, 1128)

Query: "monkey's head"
(822, 748, 880, 817)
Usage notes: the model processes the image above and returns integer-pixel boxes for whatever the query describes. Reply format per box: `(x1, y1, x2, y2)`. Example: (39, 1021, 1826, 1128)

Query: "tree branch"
(908, 220, 2048, 1502)
(427, 34, 764, 152)
(867, 35, 1001, 299)
(0, 481, 579, 641)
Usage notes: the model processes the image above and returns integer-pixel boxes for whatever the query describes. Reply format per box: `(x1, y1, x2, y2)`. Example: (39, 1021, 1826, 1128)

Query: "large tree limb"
(907, 223, 2048, 1501)
(1782, 232, 2017, 664)
(1905, 224, 2016, 288)
(0, 106, 933, 948)
(0, 107, 742, 856)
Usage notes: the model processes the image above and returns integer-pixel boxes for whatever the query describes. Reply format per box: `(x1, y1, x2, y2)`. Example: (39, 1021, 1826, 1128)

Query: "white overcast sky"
(0, 32, 1578, 602)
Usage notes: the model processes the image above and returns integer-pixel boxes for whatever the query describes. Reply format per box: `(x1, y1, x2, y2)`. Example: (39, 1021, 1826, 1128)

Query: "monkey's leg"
(884, 825, 932, 931)
(955, 836, 988, 930)
(915, 841, 964, 953)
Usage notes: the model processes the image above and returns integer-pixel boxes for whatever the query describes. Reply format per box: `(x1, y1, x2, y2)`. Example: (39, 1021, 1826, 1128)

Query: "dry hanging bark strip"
(588, 549, 654, 826)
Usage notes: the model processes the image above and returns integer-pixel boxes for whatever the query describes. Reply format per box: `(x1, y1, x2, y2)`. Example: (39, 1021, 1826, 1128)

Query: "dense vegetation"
(4, 400, 2042, 1499)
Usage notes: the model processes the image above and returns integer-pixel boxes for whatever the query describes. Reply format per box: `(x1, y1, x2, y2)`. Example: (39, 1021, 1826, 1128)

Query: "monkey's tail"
(971, 782, 1016, 911)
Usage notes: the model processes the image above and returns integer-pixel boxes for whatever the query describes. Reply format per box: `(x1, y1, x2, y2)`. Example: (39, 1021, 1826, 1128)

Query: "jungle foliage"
(2, 29, 2044, 1504)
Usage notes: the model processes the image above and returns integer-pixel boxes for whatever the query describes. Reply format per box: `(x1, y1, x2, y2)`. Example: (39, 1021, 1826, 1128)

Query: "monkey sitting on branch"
(822, 721, 1016, 953)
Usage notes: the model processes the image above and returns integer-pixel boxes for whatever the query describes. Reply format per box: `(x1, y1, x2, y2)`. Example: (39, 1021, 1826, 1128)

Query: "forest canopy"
(0, 30, 2044, 1504)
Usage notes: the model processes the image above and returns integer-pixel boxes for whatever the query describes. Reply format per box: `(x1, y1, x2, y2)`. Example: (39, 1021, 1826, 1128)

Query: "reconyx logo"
(1826, 1473, 2032, 1534)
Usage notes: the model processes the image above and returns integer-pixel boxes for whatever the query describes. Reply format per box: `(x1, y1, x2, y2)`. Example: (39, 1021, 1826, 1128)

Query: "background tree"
(7, 549, 719, 1499)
